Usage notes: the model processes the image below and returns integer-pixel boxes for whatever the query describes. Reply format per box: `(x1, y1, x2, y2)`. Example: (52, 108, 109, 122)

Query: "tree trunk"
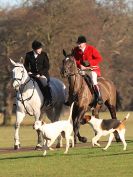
(3, 80, 13, 125)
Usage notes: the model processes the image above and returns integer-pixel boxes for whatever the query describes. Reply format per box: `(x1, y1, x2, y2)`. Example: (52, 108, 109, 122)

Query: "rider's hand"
(28, 72, 32, 75)
(41, 75, 47, 79)
(80, 65, 87, 70)
(81, 65, 93, 71)
(36, 74, 40, 78)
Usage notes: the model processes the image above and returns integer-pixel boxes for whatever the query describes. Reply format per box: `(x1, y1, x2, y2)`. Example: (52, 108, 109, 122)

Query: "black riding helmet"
(32, 40, 43, 50)
(76, 35, 87, 44)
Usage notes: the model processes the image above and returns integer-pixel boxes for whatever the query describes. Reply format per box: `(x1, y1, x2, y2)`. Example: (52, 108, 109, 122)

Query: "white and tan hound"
(83, 113, 130, 150)
(33, 103, 74, 156)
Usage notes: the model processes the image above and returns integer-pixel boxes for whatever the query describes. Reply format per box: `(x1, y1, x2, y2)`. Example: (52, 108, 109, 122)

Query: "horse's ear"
(9, 58, 16, 66)
(19, 57, 24, 64)
(63, 49, 67, 57)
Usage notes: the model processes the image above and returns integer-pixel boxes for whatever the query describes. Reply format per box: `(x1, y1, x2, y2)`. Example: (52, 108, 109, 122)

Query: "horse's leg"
(92, 104, 101, 118)
(72, 104, 79, 144)
(34, 110, 44, 150)
(105, 101, 121, 142)
(46, 104, 63, 148)
(54, 105, 63, 148)
(105, 101, 116, 119)
(73, 117, 79, 144)
(74, 119, 87, 144)
(73, 108, 87, 144)
(35, 130, 43, 150)
(14, 111, 25, 150)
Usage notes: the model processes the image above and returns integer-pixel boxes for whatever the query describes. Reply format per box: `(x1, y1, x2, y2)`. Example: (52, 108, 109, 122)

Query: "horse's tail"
(68, 102, 74, 122)
(116, 90, 122, 111)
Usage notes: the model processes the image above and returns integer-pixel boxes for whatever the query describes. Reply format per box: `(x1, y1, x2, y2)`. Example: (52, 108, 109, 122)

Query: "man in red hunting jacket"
(72, 35, 103, 106)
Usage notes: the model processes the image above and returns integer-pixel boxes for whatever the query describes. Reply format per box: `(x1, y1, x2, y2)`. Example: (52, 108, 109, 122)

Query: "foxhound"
(83, 113, 130, 150)
(33, 102, 74, 156)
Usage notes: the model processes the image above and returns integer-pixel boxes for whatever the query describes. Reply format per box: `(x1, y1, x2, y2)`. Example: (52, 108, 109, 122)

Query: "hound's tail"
(68, 102, 74, 122)
(122, 113, 130, 123)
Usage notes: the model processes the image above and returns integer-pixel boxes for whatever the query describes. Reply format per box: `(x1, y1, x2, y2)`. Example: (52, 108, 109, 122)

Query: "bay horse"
(61, 51, 120, 144)
(10, 59, 67, 149)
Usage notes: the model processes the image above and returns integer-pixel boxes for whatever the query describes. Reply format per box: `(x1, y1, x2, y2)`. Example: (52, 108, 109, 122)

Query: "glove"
(79, 70, 85, 76)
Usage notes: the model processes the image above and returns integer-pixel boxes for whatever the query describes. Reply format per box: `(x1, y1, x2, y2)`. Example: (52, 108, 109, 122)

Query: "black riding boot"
(93, 85, 103, 106)
(83, 75, 93, 90)
(44, 85, 52, 107)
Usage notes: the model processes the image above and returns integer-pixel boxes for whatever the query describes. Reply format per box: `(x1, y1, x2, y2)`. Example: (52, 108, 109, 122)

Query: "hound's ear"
(63, 49, 67, 57)
(9, 58, 16, 66)
(19, 57, 24, 64)
(84, 115, 91, 122)
(41, 120, 45, 125)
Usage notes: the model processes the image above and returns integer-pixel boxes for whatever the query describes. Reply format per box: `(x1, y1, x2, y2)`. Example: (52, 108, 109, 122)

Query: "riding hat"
(76, 35, 87, 44)
(32, 40, 43, 50)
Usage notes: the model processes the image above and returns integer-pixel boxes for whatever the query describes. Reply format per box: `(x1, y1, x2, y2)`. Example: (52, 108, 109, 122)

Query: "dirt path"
(0, 142, 109, 154)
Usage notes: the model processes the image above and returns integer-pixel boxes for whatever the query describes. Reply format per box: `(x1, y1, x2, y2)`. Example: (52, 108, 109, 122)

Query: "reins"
(16, 78, 35, 116)
(68, 71, 87, 102)
(13, 65, 36, 116)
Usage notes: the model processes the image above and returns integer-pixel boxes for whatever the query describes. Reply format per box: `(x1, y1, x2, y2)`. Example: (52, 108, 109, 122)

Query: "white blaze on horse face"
(12, 64, 24, 90)
(12, 68, 19, 90)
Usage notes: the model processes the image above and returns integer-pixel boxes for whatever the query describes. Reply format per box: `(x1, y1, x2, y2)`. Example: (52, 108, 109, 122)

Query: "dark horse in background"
(61, 50, 121, 144)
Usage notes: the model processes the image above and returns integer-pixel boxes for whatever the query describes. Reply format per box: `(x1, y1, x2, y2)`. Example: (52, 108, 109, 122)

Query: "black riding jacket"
(24, 51, 50, 79)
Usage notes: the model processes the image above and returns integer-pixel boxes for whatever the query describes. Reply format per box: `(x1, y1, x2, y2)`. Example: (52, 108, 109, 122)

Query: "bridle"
(63, 57, 84, 101)
(13, 65, 35, 116)
(62, 57, 79, 77)
(13, 65, 25, 85)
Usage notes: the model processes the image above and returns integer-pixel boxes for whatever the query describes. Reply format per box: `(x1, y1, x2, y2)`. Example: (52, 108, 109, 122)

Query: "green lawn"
(0, 112, 133, 177)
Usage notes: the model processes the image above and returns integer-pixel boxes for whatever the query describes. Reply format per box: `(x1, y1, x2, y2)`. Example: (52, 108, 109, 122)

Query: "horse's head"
(61, 49, 78, 78)
(10, 59, 29, 91)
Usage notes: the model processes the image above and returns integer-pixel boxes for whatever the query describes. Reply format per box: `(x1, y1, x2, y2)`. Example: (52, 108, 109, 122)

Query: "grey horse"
(10, 59, 67, 149)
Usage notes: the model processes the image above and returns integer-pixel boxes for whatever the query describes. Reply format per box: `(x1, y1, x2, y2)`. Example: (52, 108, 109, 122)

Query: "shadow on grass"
(85, 151, 133, 159)
(0, 154, 42, 161)
(0, 140, 133, 161)
(0, 149, 133, 161)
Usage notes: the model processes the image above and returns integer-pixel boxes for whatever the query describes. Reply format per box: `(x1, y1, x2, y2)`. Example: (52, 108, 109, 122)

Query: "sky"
(0, 0, 20, 8)
(0, 0, 132, 9)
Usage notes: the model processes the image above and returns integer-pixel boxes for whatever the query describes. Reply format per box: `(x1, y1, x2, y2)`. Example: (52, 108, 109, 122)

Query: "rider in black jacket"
(24, 40, 52, 107)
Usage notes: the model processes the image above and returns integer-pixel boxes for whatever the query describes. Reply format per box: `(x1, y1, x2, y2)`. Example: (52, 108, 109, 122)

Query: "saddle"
(30, 75, 52, 107)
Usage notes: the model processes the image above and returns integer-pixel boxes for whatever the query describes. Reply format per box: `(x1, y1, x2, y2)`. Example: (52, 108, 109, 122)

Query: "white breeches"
(87, 71, 98, 85)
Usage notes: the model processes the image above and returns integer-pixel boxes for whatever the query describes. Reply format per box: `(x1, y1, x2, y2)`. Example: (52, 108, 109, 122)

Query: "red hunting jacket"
(73, 45, 102, 76)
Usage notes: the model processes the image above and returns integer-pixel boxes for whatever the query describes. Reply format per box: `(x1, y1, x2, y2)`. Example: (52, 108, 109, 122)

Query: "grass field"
(0, 112, 133, 177)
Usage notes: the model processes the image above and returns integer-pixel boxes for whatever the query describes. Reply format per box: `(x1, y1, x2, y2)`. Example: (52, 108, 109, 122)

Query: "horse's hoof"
(14, 144, 20, 150)
(56, 144, 61, 148)
(35, 145, 42, 150)
(115, 137, 121, 143)
(68, 143, 73, 148)
(79, 137, 87, 143)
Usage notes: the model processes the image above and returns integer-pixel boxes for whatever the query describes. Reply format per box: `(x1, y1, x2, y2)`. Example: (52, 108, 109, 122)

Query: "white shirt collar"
(81, 46, 86, 52)
(33, 51, 38, 58)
